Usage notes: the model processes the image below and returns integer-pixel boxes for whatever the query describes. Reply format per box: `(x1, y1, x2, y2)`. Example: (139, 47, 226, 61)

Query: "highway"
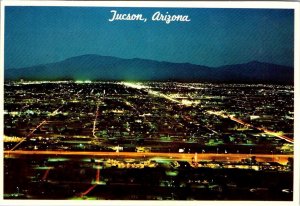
(10, 89, 85, 151)
(10, 104, 65, 151)
(122, 82, 294, 144)
(92, 103, 100, 138)
(230, 116, 294, 143)
(9, 120, 47, 151)
(207, 110, 294, 144)
(4, 150, 292, 164)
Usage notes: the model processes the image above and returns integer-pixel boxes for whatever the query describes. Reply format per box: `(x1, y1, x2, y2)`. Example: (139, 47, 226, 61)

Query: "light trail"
(9, 88, 83, 150)
(42, 169, 50, 181)
(51, 105, 64, 116)
(208, 111, 294, 144)
(122, 82, 183, 105)
(258, 127, 293, 143)
(80, 185, 97, 197)
(124, 100, 138, 112)
(10, 120, 47, 151)
(92, 103, 99, 138)
(4, 151, 293, 164)
(122, 82, 293, 144)
(96, 168, 100, 183)
(122, 82, 147, 90)
(80, 165, 101, 197)
(10, 104, 65, 151)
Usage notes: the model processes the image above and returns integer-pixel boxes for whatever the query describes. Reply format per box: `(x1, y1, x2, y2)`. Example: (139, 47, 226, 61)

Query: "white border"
(0, 1, 299, 206)
(0, 0, 299, 8)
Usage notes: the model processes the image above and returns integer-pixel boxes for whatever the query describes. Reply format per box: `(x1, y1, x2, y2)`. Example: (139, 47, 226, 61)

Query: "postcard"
(0, 1, 299, 206)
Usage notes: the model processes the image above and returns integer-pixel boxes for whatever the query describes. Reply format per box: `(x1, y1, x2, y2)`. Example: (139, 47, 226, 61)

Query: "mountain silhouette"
(5, 54, 293, 84)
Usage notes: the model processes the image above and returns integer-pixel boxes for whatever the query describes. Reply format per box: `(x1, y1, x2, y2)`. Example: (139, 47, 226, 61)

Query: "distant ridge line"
(5, 54, 294, 84)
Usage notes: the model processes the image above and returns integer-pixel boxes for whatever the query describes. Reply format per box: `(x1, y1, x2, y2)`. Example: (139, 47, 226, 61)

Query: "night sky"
(5, 6, 294, 69)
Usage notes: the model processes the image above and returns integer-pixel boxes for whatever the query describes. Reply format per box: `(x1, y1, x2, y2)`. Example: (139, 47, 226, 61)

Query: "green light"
(92, 165, 103, 169)
(166, 171, 178, 176)
(48, 158, 69, 162)
(91, 180, 106, 185)
(34, 166, 54, 170)
(69, 196, 98, 200)
(75, 80, 92, 84)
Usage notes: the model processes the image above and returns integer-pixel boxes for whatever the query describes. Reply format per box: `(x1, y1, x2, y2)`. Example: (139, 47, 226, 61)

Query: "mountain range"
(5, 54, 293, 84)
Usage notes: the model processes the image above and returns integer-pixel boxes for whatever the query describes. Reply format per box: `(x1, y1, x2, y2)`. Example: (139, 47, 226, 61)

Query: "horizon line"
(5, 54, 294, 70)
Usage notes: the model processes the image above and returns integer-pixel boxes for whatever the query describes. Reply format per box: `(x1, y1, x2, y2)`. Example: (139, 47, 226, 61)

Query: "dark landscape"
(5, 55, 293, 84)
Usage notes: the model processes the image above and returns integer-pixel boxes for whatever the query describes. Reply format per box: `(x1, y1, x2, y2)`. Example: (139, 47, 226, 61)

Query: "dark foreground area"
(4, 157, 293, 200)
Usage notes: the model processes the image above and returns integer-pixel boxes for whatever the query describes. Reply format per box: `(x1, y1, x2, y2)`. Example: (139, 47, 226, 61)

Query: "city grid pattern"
(3, 81, 294, 200)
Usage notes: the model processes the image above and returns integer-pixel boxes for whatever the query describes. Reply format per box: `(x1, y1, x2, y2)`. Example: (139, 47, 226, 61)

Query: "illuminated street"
(4, 151, 292, 165)
(4, 81, 294, 200)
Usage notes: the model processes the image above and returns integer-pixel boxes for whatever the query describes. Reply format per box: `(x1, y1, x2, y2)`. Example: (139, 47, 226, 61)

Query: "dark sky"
(5, 6, 294, 69)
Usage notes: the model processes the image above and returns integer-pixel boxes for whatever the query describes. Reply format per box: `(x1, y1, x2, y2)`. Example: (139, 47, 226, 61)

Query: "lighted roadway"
(123, 82, 294, 144)
(4, 150, 292, 164)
